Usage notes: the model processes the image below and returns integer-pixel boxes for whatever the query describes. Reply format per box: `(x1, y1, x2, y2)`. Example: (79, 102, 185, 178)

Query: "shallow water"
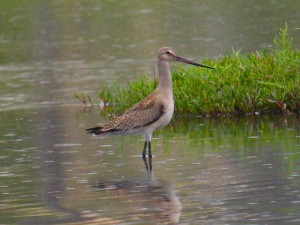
(1, 107, 300, 224)
(1, 1, 300, 224)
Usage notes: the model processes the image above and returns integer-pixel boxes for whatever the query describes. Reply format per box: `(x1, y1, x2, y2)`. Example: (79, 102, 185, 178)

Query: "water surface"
(2, 108, 300, 224)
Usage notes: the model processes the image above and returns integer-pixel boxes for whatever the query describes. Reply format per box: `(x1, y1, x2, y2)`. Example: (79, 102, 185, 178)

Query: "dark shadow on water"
(93, 157, 182, 225)
(21, 155, 181, 225)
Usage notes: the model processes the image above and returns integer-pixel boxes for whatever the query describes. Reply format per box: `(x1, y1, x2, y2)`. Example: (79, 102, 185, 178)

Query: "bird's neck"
(157, 60, 173, 94)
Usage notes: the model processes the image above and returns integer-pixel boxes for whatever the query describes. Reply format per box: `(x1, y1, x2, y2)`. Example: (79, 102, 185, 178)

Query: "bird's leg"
(149, 155, 153, 171)
(148, 141, 152, 158)
(142, 152, 153, 176)
(142, 155, 149, 171)
(142, 141, 148, 158)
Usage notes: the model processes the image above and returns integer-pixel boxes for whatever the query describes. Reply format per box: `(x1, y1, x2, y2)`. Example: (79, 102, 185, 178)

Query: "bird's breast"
(154, 96, 174, 129)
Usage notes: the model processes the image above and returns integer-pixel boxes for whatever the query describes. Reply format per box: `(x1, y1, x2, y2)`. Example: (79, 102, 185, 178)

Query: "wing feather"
(102, 96, 164, 132)
(87, 94, 164, 135)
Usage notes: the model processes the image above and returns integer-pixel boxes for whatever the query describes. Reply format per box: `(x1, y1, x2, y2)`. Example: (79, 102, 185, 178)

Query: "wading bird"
(86, 47, 214, 157)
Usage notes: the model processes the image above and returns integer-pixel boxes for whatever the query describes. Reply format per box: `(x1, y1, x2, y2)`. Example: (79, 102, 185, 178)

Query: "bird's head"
(157, 47, 214, 69)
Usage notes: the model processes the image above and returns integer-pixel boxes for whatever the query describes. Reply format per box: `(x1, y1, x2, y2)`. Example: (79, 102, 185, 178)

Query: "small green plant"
(74, 92, 93, 106)
(92, 25, 300, 116)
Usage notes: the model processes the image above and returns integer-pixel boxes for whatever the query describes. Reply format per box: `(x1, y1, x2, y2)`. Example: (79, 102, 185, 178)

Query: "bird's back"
(86, 92, 167, 135)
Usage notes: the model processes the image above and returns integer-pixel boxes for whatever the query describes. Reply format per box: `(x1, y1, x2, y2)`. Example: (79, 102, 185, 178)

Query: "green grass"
(95, 25, 300, 116)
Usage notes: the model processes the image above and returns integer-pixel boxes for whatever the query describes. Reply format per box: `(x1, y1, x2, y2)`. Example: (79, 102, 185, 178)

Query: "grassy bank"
(90, 26, 300, 116)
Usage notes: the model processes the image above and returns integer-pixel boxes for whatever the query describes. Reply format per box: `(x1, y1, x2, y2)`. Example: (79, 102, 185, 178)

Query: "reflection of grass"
(98, 25, 300, 116)
(159, 115, 300, 174)
(1, 204, 60, 224)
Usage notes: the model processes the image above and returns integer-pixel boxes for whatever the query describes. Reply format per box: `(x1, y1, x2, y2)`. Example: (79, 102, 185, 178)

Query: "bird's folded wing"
(101, 102, 164, 132)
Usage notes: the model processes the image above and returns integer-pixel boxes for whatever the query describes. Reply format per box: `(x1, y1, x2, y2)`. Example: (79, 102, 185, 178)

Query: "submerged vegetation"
(95, 26, 300, 116)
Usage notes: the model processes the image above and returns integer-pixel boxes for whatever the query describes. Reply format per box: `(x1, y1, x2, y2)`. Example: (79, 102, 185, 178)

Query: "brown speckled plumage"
(86, 93, 165, 134)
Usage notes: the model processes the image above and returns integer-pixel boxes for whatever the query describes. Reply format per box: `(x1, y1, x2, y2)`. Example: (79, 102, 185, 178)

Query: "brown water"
(1, 1, 300, 224)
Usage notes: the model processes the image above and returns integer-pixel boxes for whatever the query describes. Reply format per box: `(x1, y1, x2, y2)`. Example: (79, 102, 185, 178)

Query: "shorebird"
(86, 47, 214, 157)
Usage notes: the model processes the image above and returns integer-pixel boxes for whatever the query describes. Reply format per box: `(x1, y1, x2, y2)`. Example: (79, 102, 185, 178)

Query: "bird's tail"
(85, 126, 104, 135)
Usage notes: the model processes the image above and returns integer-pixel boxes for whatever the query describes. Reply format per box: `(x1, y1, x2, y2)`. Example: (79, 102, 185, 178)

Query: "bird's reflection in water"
(94, 157, 182, 225)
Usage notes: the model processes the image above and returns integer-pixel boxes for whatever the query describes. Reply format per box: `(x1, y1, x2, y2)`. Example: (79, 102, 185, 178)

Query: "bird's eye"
(166, 51, 171, 55)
